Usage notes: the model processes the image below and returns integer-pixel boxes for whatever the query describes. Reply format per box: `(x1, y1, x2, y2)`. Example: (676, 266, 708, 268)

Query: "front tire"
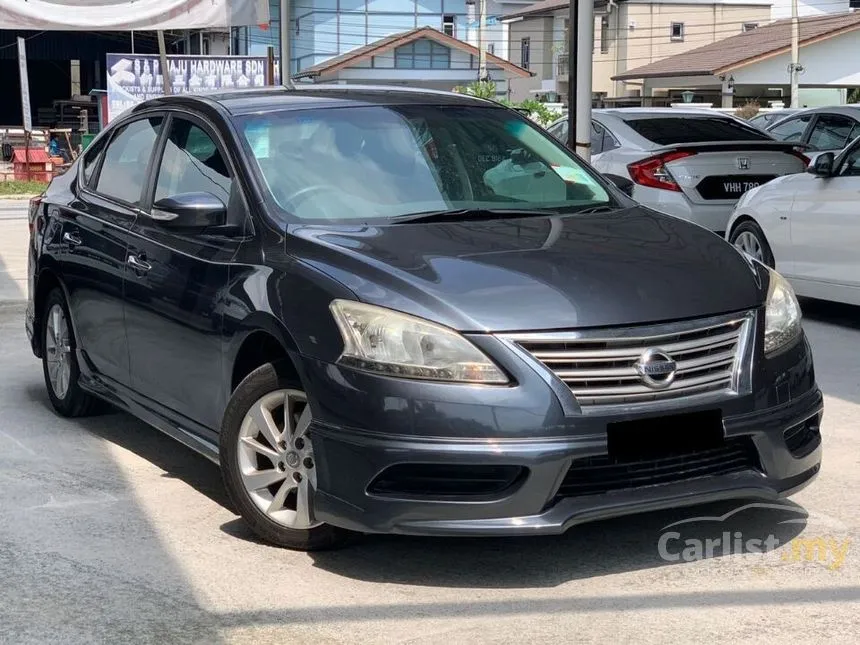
(220, 362, 351, 550)
(41, 288, 99, 417)
(730, 220, 775, 268)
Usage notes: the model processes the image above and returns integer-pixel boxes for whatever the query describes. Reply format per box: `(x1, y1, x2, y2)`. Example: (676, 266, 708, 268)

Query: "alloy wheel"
(734, 231, 764, 262)
(237, 389, 321, 530)
(45, 303, 72, 400)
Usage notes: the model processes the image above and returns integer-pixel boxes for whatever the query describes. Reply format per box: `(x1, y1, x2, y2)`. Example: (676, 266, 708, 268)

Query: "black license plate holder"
(696, 175, 775, 200)
(607, 409, 725, 463)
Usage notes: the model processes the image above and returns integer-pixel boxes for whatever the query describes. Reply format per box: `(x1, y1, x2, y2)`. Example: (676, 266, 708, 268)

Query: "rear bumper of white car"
(633, 186, 734, 233)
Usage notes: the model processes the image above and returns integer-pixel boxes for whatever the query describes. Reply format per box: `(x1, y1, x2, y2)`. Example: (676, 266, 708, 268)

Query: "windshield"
(624, 116, 771, 145)
(237, 104, 612, 223)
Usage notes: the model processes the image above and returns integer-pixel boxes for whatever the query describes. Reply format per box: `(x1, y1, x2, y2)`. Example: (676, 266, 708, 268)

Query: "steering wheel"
(281, 184, 343, 219)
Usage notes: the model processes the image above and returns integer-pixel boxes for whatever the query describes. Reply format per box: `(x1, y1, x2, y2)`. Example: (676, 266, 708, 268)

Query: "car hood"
(289, 207, 766, 332)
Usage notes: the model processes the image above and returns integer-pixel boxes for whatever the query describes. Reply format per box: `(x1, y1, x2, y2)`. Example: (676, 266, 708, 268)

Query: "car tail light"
(627, 151, 696, 192)
(27, 196, 42, 234)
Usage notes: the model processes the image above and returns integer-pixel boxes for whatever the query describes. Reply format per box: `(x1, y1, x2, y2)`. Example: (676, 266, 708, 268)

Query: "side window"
(591, 122, 605, 155)
(768, 115, 811, 142)
(95, 117, 163, 206)
(807, 114, 858, 151)
(839, 144, 860, 177)
(602, 125, 620, 153)
(154, 118, 232, 206)
(81, 136, 107, 187)
(549, 120, 568, 143)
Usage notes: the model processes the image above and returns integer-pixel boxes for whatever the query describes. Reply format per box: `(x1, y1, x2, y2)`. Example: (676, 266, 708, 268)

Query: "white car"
(547, 109, 810, 233)
(726, 137, 860, 306)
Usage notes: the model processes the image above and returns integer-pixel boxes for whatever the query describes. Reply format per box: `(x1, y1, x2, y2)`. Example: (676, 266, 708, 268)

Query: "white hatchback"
(548, 109, 810, 234)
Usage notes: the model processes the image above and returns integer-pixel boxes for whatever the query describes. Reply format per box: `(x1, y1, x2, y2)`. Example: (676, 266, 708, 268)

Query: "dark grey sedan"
(26, 86, 822, 549)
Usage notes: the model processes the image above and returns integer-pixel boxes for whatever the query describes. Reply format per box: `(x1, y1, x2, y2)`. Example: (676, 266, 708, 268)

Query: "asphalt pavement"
(0, 199, 858, 643)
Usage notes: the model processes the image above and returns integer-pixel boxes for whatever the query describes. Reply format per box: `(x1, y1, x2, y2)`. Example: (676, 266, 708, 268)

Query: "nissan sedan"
(26, 87, 823, 550)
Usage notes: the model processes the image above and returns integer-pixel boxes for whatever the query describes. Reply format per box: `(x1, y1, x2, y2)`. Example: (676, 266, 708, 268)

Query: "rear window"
(624, 116, 771, 145)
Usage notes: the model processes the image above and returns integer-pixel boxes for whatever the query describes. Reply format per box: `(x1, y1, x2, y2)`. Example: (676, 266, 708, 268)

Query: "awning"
(0, 0, 269, 30)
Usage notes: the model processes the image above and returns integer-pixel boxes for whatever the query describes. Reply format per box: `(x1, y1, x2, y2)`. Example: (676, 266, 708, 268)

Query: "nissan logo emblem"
(634, 348, 678, 390)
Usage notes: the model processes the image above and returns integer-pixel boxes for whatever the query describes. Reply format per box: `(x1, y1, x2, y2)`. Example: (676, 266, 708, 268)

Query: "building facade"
(505, 0, 774, 103)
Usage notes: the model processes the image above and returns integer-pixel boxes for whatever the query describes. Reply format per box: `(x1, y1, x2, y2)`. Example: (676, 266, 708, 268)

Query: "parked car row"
(547, 106, 859, 307)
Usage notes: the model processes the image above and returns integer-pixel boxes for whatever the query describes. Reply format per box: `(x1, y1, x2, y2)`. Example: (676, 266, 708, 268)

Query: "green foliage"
(848, 88, 860, 104)
(452, 80, 497, 99)
(0, 180, 48, 196)
(518, 99, 559, 126)
(451, 82, 561, 126)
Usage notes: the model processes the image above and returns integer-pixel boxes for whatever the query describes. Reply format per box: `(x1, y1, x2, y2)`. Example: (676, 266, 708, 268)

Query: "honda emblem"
(737, 157, 750, 170)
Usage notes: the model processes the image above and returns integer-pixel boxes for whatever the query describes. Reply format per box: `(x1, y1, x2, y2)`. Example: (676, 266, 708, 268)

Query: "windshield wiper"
(572, 205, 617, 214)
(391, 208, 558, 224)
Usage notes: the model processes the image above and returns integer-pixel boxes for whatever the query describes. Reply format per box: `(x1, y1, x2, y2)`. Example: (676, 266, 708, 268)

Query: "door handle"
(127, 254, 152, 273)
(62, 231, 82, 246)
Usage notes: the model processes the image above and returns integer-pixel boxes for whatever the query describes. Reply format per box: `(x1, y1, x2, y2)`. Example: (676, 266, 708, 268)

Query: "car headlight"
(329, 300, 509, 384)
(764, 269, 802, 355)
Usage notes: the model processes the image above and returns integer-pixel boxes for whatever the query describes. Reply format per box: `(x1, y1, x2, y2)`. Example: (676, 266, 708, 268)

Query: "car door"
(56, 115, 163, 388)
(123, 112, 247, 433)
(789, 140, 860, 293)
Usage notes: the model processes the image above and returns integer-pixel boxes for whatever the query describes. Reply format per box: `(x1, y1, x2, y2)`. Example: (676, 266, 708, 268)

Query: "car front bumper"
(299, 331, 823, 537)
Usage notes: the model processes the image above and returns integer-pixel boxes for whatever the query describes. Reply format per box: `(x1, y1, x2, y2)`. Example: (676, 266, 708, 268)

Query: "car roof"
(132, 84, 494, 117)
(779, 105, 860, 117)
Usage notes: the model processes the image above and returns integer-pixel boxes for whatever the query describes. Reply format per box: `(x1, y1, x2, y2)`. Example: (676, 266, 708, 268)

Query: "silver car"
(765, 105, 860, 160)
(548, 109, 809, 233)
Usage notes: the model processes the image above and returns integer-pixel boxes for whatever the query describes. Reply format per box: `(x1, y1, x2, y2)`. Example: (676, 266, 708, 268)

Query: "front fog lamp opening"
(764, 269, 802, 355)
(330, 300, 509, 384)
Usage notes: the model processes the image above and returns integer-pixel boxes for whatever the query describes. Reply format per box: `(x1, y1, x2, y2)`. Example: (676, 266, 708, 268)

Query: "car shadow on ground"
(26, 377, 811, 589)
(800, 297, 860, 331)
(24, 384, 233, 512)
(297, 500, 808, 588)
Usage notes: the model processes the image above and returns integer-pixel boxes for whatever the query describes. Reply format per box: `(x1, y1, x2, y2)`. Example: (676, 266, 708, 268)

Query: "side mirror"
(152, 192, 227, 230)
(807, 152, 835, 177)
(604, 173, 635, 197)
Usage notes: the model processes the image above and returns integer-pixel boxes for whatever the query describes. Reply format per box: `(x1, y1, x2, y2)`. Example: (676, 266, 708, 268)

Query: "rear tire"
(729, 220, 775, 268)
(41, 288, 100, 417)
(220, 362, 351, 550)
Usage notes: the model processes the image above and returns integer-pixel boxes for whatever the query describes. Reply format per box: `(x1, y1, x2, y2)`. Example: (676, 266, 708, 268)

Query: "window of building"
(670, 22, 684, 41)
(487, 43, 495, 55)
(442, 15, 455, 37)
(202, 37, 211, 55)
(95, 117, 163, 206)
(520, 37, 530, 70)
(394, 39, 451, 69)
(600, 16, 610, 54)
(743, 23, 758, 32)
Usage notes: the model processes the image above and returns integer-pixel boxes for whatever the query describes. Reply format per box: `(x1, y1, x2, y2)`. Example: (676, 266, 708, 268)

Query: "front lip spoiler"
(336, 468, 819, 537)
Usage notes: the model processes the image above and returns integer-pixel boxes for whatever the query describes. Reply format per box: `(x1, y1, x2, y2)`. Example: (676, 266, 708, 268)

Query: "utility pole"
(790, 0, 800, 107)
(575, 0, 594, 162)
(478, 0, 488, 81)
(280, 0, 295, 88)
(566, 1, 578, 153)
(157, 30, 171, 95)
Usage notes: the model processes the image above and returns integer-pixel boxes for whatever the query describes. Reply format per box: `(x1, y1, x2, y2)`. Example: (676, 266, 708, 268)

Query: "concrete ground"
(0, 200, 30, 302)
(0, 202, 858, 644)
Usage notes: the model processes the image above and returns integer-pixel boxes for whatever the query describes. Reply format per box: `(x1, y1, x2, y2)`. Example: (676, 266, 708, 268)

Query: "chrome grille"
(506, 312, 754, 409)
